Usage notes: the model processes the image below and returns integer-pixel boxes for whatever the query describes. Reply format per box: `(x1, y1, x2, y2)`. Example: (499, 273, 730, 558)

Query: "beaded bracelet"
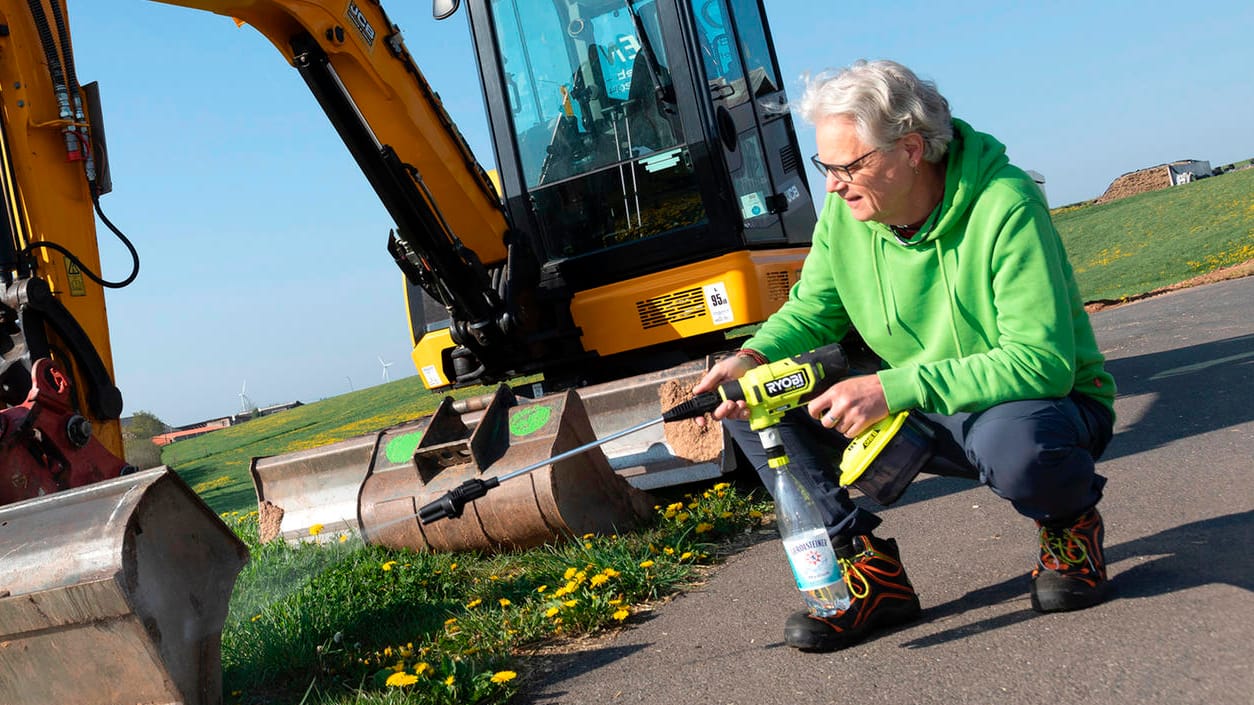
(734, 348, 768, 366)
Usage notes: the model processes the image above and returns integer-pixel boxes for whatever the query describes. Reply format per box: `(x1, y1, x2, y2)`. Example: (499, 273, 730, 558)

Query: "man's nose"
(827, 172, 846, 194)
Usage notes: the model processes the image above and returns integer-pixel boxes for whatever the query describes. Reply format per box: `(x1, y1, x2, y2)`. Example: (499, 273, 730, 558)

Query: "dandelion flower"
(536, 584, 548, 593)
(545, 607, 560, 618)
(308, 523, 324, 536)
(465, 598, 482, 609)
(449, 562, 458, 570)
(663, 547, 675, 555)
(601, 567, 620, 578)
(381, 560, 398, 572)
(415, 662, 432, 676)
(695, 522, 715, 534)
(490, 671, 518, 684)
(608, 597, 623, 605)
(385, 672, 419, 688)
(445, 675, 456, 686)
(444, 617, 458, 627)
(250, 614, 261, 622)
(338, 534, 348, 543)
(563, 599, 579, 607)
(612, 608, 630, 621)
(499, 598, 512, 607)
(666, 502, 684, 512)
(680, 551, 694, 560)
(749, 510, 763, 518)
(582, 532, 595, 539)
(391, 660, 406, 672)
(589, 574, 609, 588)
(638, 559, 655, 568)
(713, 482, 730, 491)
(563, 567, 578, 580)
(676, 512, 690, 522)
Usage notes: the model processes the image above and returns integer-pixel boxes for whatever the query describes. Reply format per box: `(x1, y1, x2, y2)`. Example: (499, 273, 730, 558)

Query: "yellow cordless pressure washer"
(419, 343, 932, 523)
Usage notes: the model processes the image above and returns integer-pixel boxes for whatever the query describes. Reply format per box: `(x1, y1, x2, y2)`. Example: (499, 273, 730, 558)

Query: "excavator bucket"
(0, 467, 248, 705)
(250, 358, 730, 553)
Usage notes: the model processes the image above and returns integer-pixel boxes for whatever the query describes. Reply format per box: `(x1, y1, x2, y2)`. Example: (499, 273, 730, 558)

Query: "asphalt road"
(517, 276, 1254, 705)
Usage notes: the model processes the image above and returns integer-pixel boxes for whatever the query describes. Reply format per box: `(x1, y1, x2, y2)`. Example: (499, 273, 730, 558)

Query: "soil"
(658, 380, 722, 462)
(1083, 258, 1254, 312)
(257, 500, 284, 543)
(1095, 165, 1173, 204)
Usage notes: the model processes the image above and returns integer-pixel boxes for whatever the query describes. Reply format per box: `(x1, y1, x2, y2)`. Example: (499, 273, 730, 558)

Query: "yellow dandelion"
(563, 599, 579, 607)
(545, 606, 560, 618)
(381, 560, 398, 572)
(338, 534, 348, 543)
(601, 567, 620, 578)
(499, 598, 512, 607)
(308, 523, 324, 536)
(250, 614, 261, 622)
(664, 510, 677, 519)
(749, 510, 763, 518)
(449, 562, 458, 570)
(563, 567, 578, 580)
(444, 617, 458, 626)
(589, 574, 609, 588)
(415, 662, 432, 675)
(608, 597, 623, 605)
(713, 482, 730, 491)
(490, 574, 500, 581)
(490, 670, 518, 684)
(536, 584, 548, 593)
(720, 511, 733, 518)
(385, 672, 419, 688)
(612, 608, 630, 621)
(680, 551, 694, 560)
(584, 541, 593, 548)
(666, 502, 684, 512)
(445, 675, 456, 686)
(390, 660, 405, 673)
(639, 559, 655, 568)
(465, 598, 482, 609)
(583, 532, 595, 539)
(676, 512, 690, 522)
(695, 522, 715, 533)
(663, 547, 675, 555)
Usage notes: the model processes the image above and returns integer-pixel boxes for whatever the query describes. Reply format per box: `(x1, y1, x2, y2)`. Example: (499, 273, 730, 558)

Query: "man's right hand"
(690, 353, 758, 425)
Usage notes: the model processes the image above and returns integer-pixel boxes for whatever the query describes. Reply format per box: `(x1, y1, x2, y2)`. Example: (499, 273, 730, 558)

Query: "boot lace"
(1039, 526, 1096, 573)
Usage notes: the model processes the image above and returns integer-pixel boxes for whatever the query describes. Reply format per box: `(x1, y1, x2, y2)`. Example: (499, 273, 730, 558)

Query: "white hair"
(798, 59, 953, 163)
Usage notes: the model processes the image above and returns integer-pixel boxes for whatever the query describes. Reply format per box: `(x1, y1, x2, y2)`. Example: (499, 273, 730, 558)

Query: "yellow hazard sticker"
(67, 260, 87, 296)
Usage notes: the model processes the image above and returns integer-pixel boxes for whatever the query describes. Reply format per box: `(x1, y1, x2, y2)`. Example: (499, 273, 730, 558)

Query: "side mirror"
(433, 0, 461, 20)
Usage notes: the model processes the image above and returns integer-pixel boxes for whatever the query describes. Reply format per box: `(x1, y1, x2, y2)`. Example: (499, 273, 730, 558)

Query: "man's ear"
(903, 132, 926, 165)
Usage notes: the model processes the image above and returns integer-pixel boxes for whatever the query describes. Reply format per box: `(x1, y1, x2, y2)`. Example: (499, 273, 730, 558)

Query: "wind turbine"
(239, 380, 254, 414)
(378, 356, 394, 383)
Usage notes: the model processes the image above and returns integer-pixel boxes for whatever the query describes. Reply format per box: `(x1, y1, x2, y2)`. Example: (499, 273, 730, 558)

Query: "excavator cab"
(408, 0, 815, 388)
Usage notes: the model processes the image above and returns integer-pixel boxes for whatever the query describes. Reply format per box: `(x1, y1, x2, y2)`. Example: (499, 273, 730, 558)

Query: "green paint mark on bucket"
(510, 405, 552, 437)
(385, 431, 424, 465)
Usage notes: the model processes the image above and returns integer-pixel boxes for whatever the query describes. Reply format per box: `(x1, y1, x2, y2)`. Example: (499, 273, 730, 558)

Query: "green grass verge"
(218, 484, 767, 704)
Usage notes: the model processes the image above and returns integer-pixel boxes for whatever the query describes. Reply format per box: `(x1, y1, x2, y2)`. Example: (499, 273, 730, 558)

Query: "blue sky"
(66, 1, 1252, 426)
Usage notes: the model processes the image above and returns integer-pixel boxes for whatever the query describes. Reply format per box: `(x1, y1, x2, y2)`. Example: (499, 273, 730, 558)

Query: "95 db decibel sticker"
(703, 282, 734, 325)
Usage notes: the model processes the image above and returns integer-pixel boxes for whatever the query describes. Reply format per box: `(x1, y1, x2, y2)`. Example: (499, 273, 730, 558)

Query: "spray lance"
(417, 344, 854, 524)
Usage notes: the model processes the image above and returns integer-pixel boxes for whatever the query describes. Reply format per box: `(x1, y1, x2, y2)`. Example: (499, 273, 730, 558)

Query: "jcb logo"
(763, 370, 809, 397)
(346, 1, 376, 47)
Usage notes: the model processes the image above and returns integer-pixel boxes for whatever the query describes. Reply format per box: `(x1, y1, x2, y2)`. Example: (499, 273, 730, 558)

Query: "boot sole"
(1030, 574, 1108, 613)
(785, 598, 922, 652)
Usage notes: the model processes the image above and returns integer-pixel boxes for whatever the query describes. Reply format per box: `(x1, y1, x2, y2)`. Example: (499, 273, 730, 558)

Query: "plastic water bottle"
(773, 466, 851, 616)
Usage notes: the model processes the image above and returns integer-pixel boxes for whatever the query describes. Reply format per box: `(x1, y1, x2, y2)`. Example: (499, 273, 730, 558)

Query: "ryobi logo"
(763, 370, 810, 397)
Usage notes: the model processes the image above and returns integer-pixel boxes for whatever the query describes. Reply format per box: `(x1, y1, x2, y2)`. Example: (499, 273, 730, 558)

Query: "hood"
(888, 118, 1010, 246)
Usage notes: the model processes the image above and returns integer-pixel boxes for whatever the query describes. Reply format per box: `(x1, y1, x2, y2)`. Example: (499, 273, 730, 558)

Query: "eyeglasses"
(810, 148, 877, 182)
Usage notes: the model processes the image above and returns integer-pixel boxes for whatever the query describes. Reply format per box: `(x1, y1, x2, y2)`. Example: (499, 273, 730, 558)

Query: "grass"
(154, 168, 1253, 703)
(1054, 167, 1254, 301)
(216, 483, 767, 704)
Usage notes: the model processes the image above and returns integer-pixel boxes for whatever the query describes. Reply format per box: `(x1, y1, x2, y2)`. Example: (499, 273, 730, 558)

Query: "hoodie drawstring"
(934, 240, 964, 356)
(872, 237, 894, 336)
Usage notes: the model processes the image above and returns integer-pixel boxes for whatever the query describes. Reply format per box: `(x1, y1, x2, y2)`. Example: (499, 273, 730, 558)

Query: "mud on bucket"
(838, 411, 935, 505)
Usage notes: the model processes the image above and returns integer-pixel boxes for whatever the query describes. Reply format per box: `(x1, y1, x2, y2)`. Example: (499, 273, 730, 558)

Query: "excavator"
(0, 1, 814, 703)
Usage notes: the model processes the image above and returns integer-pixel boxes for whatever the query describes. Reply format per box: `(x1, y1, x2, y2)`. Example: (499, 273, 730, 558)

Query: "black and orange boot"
(1030, 507, 1108, 613)
(783, 535, 921, 652)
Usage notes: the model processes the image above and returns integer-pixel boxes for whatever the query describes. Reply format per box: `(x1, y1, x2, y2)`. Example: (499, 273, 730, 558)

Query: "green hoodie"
(745, 119, 1115, 417)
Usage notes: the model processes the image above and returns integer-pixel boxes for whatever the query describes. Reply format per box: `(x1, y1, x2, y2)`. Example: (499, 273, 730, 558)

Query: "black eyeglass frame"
(810, 148, 878, 182)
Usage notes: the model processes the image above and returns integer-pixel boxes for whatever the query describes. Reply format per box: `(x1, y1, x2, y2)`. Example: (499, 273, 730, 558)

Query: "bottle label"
(782, 528, 842, 591)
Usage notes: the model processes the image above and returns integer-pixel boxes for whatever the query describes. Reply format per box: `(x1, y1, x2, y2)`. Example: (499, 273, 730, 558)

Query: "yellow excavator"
(0, 1, 814, 703)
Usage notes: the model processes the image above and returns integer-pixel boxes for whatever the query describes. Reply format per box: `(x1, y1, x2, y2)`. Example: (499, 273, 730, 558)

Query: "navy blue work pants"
(726, 392, 1113, 540)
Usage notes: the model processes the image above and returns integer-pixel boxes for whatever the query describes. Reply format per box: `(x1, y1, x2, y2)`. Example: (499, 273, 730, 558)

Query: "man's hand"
(690, 354, 757, 425)
(807, 373, 889, 437)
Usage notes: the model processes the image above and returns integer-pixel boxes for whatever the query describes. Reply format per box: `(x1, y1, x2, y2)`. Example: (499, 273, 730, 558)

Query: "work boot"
(783, 535, 921, 652)
(1030, 507, 1108, 612)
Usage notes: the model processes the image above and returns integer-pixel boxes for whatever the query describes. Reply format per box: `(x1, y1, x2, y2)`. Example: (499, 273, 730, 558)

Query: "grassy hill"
(165, 167, 1254, 515)
(1054, 167, 1253, 301)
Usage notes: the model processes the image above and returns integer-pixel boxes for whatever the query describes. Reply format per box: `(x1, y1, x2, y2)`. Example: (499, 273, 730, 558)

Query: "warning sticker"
(703, 283, 734, 325)
(67, 261, 87, 297)
(421, 365, 443, 387)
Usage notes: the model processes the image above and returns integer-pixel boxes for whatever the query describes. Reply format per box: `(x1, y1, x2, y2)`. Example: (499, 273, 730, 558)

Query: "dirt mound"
(1096, 165, 1172, 204)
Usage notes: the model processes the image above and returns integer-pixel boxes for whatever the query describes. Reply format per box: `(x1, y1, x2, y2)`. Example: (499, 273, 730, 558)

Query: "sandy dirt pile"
(658, 380, 722, 462)
(1095, 165, 1172, 204)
